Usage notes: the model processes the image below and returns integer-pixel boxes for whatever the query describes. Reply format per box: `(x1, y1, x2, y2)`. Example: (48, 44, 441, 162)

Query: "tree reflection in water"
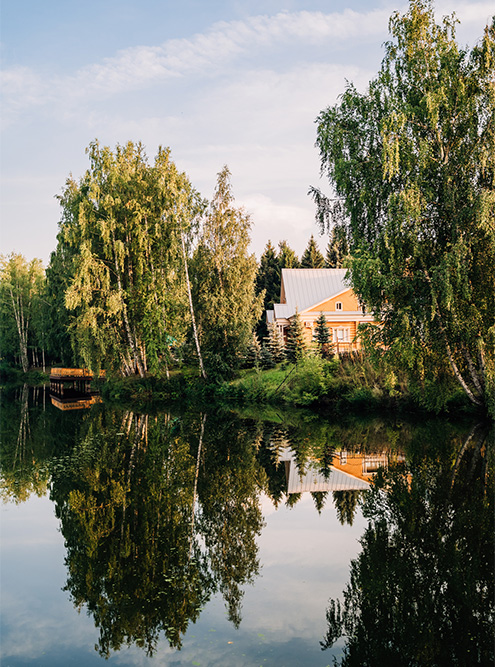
(322, 423, 494, 666)
(3, 392, 491, 663)
(50, 408, 265, 657)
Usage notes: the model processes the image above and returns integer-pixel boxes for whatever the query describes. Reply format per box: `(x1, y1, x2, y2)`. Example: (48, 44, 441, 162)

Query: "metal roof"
(278, 268, 350, 319)
(284, 459, 370, 493)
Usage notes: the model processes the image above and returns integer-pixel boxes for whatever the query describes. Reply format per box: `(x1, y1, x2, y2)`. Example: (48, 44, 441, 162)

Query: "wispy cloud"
(3, 4, 491, 128)
(1, 8, 389, 125)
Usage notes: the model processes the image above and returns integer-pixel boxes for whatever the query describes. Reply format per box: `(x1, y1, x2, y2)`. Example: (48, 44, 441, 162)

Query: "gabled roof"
(281, 450, 370, 492)
(274, 268, 350, 320)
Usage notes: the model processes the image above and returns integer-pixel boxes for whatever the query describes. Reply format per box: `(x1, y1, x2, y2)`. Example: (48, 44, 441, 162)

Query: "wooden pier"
(49, 367, 105, 396)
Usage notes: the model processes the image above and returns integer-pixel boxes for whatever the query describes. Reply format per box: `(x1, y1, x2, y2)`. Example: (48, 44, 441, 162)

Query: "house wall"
(301, 319, 362, 351)
(307, 289, 359, 314)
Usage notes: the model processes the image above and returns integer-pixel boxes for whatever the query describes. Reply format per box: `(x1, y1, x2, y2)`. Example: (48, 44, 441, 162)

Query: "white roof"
(277, 268, 350, 319)
(284, 459, 370, 493)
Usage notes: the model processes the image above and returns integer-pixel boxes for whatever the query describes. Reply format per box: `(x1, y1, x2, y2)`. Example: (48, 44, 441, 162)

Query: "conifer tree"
(278, 240, 300, 269)
(325, 225, 349, 268)
(244, 334, 261, 368)
(264, 321, 286, 364)
(260, 342, 275, 369)
(286, 309, 306, 363)
(300, 235, 325, 268)
(256, 241, 280, 310)
(314, 312, 332, 359)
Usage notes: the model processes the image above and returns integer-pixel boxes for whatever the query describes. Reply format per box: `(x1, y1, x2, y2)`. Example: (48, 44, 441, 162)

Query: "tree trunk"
(180, 226, 207, 379)
(112, 230, 146, 378)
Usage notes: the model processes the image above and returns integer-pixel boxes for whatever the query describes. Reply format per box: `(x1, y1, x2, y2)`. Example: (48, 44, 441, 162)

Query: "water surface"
(1, 387, 493, 666)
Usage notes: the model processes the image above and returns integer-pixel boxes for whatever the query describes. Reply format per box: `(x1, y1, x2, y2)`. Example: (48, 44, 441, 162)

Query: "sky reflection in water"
(1, 390, 493, 666)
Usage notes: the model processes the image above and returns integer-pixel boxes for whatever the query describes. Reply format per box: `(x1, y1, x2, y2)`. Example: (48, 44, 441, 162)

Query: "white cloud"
(0, 8, 389, 123)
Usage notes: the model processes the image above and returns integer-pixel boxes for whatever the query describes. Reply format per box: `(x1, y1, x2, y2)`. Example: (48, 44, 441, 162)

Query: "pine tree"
(300, 235, 325, 268)
(314, 311, 332, 359)
(286, 309, 306, 363)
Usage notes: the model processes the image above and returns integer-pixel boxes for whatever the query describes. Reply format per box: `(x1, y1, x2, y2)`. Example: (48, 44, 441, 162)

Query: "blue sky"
(1, 1, 492, 265)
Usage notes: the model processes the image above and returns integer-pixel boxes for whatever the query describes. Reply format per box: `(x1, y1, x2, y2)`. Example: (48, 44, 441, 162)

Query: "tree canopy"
(192, 166, 263, 378)
(54, 141, 204, 377)
(313, 1, 495, 414)
(300, 234, 325, 268)
(0, 253, 46, 372)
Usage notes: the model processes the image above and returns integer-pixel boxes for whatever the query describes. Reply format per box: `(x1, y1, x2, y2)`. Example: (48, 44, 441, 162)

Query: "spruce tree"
(264, 320, 286, 364)
(300, 235, 325, 268)
(256, 241, 280, 310)
(314, 311, 332, 359)
(325, 225, 349, 268)
(260, 342, 275, 369)
(244, 334, 261, 368)
(278, 240, 300, 269)
(286, 309, 306, 363)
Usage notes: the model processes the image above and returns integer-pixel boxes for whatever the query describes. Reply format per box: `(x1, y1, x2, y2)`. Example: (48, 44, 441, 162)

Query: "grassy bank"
(0, 362, 49, 387)
(100, 353, 475, 417)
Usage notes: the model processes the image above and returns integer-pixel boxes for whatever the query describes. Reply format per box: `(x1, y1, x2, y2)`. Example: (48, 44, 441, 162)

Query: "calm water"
(1, 386, 493, 666)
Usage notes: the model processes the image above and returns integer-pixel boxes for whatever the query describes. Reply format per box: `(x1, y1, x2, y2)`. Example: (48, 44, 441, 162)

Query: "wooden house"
(266, 268, 375, 352)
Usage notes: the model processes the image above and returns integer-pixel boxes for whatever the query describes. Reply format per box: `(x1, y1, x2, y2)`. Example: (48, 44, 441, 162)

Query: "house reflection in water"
(282, 448, 406, 494)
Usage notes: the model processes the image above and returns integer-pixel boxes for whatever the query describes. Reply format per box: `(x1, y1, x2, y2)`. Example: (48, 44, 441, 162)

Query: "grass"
(90, 351, 476, 417)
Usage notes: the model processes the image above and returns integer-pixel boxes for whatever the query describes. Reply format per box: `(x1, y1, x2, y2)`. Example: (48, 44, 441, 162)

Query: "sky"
(1, 0, 492, 266)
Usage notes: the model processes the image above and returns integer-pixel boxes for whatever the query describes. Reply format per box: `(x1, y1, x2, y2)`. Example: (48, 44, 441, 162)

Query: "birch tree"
(0, 254, 45, 372)
(313, 1, 495, 414)
(192, 166, 263, 377)
(56, 141, 204, 376)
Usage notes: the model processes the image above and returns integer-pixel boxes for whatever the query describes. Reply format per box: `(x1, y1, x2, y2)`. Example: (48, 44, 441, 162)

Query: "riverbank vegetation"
(1, 2, 493, 418)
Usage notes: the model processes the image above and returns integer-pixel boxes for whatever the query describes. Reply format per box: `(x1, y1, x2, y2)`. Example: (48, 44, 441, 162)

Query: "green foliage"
(278, 240, 300, 269)
(314, 311, 332, 359)
(285, 309, 307, 363)
(325, 224, 349, 268)
(55, 140, 203, 377)
(300, 234, 325, 268)
(264, 321, 286, 364)
(0, 253, 46, 372)
(260, 343, 275, 369)
(192, 166, 263, 379)
(243, 334, 262, 369)
(282, 355, 335, 405)
(256, 241, 280, 311)
(314, 2, 495, 415)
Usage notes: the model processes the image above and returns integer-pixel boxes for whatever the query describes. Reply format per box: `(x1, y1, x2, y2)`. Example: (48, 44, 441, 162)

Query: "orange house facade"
(266, 268, 375, 352)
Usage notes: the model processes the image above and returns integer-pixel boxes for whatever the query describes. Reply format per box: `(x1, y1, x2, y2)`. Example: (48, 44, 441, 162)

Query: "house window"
(335, 302, 342, 310)
(332, 328, 350, 343)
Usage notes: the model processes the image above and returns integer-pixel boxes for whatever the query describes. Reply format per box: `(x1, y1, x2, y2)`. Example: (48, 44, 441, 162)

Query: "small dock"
(49, 367, 105, 396)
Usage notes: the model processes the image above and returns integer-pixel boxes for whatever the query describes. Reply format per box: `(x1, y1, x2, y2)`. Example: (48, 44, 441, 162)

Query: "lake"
(1, 386, 493, 666)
